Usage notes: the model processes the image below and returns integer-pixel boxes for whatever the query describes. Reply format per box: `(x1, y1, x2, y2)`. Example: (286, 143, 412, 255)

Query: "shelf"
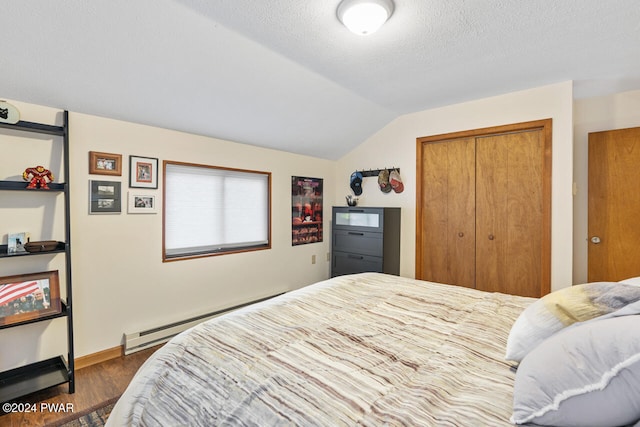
(0, 180, 65, 192)
(0, 356, 70, 403)
(0, 110, 74, 401)
(292, 221, 322, 226)
(0, 120, 65, 137)
(0, 301, 68, 330)
(0, 242, 66, 259)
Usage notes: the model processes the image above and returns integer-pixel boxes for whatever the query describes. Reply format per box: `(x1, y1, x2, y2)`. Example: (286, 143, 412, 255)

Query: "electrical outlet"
(311, 254, 316, 264)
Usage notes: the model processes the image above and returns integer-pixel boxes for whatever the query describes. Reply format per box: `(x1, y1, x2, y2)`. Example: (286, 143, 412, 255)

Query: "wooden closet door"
(475, 130, 544, 297)
(417, 119, 551, 297)
(417, 137, 476, 287)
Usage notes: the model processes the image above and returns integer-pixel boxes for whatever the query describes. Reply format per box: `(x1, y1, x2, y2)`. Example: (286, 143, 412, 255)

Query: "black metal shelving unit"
(0, 111, 75, 403)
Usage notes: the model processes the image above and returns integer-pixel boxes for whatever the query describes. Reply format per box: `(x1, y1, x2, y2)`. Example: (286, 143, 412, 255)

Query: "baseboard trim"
(75, 345, 123, 370)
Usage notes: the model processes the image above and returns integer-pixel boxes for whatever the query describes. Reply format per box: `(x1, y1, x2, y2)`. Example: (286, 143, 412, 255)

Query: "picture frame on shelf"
(127, 192, 157, 214)
(0, 270, 62, 327)
(89, 180, 122, 214)
(7, 232, 30, 254)
(129, 155, 158, 189)
(89, 151, 122, 176)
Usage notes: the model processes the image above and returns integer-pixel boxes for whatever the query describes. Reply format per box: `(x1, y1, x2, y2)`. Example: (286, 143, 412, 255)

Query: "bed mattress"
(107, 273, 534, 426)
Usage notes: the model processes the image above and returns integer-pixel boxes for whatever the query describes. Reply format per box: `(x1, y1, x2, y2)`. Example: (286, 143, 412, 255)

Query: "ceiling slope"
(1, 0, 639, 159)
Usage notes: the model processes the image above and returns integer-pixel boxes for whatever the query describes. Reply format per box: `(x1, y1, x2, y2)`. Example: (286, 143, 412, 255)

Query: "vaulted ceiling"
(1, 1, 639, 159)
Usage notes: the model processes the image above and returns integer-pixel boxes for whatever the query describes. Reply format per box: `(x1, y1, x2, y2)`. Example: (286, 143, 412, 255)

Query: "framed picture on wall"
(89, 180, 122, 214)
(89, 151, 122, 176)
(0, 270, 61, 327)
(127, 192, 157, 214)
(129, 155, 158, 189)
(291, 176, 323, 246)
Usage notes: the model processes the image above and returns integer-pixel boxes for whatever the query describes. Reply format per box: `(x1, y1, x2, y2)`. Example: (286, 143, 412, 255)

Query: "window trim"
(162, 160, 272, 262)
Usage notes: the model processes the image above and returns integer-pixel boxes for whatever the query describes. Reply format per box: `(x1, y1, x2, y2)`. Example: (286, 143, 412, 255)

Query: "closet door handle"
(348, 254, 364, 260)
(488, 234, 495, 240)
(348, 232, 364, 236)
(458, 232, 464, 238)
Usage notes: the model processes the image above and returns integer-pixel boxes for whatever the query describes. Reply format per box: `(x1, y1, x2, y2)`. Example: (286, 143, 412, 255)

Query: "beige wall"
(1, 100, 335, 370)
(334, 82, 575, 290)
(572, 89, 640, 283)
(3, 84, 637, 369)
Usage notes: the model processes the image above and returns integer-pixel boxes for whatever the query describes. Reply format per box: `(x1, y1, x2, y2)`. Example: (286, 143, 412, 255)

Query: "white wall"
(5, 83, 634, 369)
(572, 89, 640, 283)
(335, 82, 575, 291)
(1, 100, 335, 370)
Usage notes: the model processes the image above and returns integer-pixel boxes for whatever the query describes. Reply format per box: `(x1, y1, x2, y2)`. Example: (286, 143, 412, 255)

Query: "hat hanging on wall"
(378, 169, 392, 193)
(389, 169, 404, 193)
(350, 171, 363, 195)
(0, 100, 20, 124)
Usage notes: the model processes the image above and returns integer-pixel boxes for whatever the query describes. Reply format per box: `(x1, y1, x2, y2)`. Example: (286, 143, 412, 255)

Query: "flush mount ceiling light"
(337, 0, 395, 36)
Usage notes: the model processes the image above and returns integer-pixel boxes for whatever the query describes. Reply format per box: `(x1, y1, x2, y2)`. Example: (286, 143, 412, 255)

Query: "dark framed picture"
(127, 192, 157, 214)
(89, 180, 122, 214)
(291, 176, 323, 246)
(0, 270, 61, 327)
(129, 155, 158, 189)
(89, 151, 122, 176)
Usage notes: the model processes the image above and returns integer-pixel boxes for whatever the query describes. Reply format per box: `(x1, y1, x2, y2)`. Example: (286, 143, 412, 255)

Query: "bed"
(106, 273, 640, 427)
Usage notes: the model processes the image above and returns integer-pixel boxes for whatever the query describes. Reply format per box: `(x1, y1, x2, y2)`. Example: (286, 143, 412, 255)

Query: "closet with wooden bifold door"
(416, 119, 552, 298)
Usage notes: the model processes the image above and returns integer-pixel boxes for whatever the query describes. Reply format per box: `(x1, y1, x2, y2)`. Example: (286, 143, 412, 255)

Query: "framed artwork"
(127, 192, 157, 214)
(129, 155, 158, 189)
(89, 180, 122, 214)
(0, 270, 61, 327)
(291, 176, 323, 246)
(89, 151, 122, 176)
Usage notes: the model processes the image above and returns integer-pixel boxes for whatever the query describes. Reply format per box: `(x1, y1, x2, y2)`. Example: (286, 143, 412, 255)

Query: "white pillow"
(505, 282, 640, 362)
(620, 276, 640, 286)
(511, 315, 640, 426)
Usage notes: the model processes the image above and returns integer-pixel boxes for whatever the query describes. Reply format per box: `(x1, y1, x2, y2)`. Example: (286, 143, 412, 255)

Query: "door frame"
(415, 119, 552, 295)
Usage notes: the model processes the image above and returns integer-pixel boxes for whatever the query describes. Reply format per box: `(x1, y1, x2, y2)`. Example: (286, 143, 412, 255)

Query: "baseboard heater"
(123, 292, 284, 355)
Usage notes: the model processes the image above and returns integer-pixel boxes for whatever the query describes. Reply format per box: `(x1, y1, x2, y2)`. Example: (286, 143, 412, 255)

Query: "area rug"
(46, 396, 118, 427)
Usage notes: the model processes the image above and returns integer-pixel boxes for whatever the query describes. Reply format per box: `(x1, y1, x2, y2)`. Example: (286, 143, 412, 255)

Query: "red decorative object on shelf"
(22, 165, 54, 190)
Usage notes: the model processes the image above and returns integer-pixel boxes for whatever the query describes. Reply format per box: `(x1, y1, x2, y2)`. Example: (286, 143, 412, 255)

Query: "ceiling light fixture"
(337, 0, 395, 36)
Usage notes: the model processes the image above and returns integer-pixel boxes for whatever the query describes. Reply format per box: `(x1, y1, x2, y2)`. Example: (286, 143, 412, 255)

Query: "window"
(163, 161, 271, 261)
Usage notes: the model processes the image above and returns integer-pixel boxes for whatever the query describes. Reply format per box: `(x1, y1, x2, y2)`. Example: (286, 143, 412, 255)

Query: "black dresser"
(331, 206, 401, 277)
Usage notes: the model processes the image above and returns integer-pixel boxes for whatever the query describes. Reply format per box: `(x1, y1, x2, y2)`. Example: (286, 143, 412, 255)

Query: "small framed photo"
(7, 232, 30, 254)
(89, 151, 122, 176)
(129, 155, 158, 189)
(127, 192, 157, 214)
(0, 270, 62, 328)
(89, 180, 122, 214)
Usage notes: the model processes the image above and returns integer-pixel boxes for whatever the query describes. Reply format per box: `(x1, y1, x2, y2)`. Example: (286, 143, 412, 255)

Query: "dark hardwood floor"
(0, 345, 161, 427)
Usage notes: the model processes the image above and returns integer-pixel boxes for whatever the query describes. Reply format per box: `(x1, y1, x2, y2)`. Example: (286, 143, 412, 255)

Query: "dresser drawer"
(330, 206, 401, 278)
(333, 229, 383, 256)
(332, 251, 383, 276)
(333, 207, 385, 233)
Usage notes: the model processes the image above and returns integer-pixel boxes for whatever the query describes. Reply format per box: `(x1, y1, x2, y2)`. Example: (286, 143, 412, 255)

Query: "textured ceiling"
(1, 1, 639, 159)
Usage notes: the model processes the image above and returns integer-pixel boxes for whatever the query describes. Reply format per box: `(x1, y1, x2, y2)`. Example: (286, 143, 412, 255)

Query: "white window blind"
(164, 162, 270, 259)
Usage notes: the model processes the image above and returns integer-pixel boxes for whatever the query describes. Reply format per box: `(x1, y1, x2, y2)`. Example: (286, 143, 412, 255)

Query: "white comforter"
(107, 273, 533, 426)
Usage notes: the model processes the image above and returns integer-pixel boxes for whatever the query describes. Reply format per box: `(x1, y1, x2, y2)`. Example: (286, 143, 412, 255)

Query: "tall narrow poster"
(291, 176, 323, 245)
